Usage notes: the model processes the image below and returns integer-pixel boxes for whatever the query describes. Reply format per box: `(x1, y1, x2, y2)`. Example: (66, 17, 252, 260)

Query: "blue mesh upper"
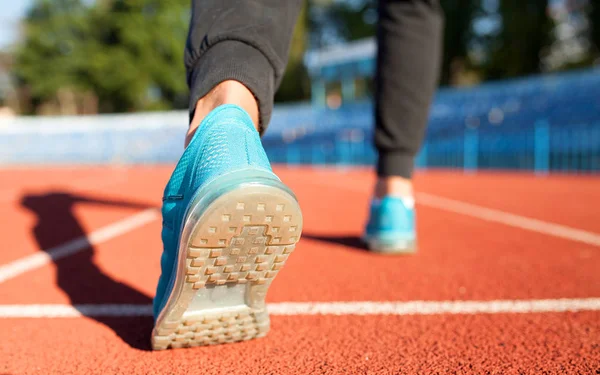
(365, 197, 415, 237)
(154, 105, 272, 319)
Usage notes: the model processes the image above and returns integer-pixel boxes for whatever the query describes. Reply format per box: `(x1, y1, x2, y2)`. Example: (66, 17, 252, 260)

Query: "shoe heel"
(365, 236, 417, 254)
(152, 170, 302, 349)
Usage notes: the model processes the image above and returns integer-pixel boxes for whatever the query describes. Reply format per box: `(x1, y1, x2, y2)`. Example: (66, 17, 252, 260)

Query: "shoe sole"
(152, 176, 302, 350)
(363, 236, 416, 254)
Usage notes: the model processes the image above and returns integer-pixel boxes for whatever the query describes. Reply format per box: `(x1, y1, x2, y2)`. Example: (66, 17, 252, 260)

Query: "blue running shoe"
(152, 105, 303, 350)
(363, 196, 416, 254)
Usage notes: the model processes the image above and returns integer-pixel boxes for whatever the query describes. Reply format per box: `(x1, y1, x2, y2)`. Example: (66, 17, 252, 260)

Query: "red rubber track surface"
(0, 166, 598, 374)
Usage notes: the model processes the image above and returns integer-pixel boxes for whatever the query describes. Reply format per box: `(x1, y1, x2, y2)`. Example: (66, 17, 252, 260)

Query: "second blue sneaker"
(363, 196, 416, 254)
(151, 105, 302, 350)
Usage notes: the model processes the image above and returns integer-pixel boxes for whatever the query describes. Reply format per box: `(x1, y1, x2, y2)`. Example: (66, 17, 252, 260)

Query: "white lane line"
(299, 176, 600, 247)
(1, 298, 599, 318)
(0, 208, 159, 284)
(0, 304, 152, 318)
(269, 298, 600, 315)
(416, 193, 600, 247)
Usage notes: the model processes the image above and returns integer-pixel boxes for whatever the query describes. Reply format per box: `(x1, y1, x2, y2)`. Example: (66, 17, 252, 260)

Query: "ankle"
(186, 80, 259, 147)
(374, 176, 413, 200)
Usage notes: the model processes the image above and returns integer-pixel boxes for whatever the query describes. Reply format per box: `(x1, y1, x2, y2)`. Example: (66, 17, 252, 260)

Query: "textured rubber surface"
(363, 236, 416, 254)
(152, 184, 302, 350)
(1, 167, 600, 374)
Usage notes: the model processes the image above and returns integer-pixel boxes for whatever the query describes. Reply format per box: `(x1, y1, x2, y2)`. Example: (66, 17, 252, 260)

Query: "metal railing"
(1, 69, 598, 173)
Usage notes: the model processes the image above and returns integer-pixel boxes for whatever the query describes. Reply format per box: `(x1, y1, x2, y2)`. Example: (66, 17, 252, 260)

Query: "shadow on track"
(300, 233, 368, 252)
(21, 191, 157, 351)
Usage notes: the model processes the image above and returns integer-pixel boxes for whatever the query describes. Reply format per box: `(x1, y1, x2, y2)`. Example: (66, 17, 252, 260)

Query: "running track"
(0, 166, 599, 374)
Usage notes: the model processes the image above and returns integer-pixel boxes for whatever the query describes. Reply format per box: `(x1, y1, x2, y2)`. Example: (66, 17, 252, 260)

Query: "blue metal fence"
(0, 69, 598, 173)
(263, 69, 600, 174)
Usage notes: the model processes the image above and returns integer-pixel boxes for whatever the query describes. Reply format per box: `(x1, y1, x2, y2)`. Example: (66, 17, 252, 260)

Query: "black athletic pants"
(185, 0, 443, 178)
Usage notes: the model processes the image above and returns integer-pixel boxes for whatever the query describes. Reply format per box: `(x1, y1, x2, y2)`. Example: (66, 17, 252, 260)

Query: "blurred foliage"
(275, 2, 311, 103)
(479, 0, 552, 79)
(11, 0, 600, 115)
(321, 0, 377, 41)
(592, 0, 600, 58)
(439, 0, 478, 85)
(14, 0, 188, 114)
(312, 0, 480, 85)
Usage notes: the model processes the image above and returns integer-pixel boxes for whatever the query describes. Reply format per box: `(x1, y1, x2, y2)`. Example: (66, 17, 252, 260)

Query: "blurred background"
(0, 0, 599, 173)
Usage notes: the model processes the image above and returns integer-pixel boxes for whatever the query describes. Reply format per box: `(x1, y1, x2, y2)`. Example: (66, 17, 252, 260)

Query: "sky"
(0, 0, 34, 50)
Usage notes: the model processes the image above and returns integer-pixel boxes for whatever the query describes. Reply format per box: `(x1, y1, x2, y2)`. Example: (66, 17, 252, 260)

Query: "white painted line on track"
(1, 298, 599, 318)
(0, 208, 159, 284)
(269, 298, 600, 315)
(416, 193, 600, 247)
(0, 304, 152, 318)
(302, 177, 600, 247)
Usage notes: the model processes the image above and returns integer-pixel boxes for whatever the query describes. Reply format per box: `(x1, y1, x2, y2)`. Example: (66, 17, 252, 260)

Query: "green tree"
(15, 0, 189, 114)
(439, 0, 478, 85)
(94, 0, 188, 112)
(481, 0, 552, 79)
(325, 0, 377, 42)
(309, 0, 479, 86)
(14, 0, 93, 112)
(591, 0, 600, 58)
(275, 2, 311, 103)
